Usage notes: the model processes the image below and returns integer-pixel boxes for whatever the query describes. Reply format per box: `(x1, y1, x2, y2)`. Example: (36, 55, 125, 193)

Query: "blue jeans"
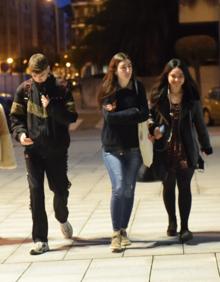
(103, 148, 142, 231)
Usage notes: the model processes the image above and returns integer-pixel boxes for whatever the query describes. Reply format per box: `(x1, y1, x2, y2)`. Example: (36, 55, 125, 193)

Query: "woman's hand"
(103, 102, 116, 112)
(148, 133, 155, 142)
(153, 127, 163, 140)
(201, 147, 213, 155)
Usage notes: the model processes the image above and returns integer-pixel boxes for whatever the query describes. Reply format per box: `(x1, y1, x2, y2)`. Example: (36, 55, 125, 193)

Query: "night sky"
(56, 0, 71, 7)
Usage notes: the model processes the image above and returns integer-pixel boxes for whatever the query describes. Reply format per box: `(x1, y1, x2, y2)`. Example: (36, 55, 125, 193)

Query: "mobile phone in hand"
(159, 125, 165, 134)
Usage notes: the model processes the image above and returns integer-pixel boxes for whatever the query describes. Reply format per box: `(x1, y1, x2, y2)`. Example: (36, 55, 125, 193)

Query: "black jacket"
(101, 80, 148, 152)
(150, 92, 212, 168)
(10, 75, 78, 154)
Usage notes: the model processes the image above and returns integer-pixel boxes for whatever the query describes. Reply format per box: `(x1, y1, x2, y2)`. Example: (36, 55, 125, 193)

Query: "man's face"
(31, 66, 50, 83)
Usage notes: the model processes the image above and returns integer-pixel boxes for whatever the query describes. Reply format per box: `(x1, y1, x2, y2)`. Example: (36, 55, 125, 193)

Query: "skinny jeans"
(103, 148, 142, 231)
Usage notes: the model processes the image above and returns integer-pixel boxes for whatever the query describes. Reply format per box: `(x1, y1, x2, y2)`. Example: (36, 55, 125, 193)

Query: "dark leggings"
(162, 167, 194, 231)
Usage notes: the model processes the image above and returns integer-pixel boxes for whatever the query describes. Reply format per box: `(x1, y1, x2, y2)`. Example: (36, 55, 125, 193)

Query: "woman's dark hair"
(150, 58, 200, 106)
(97, 52, 132, 108)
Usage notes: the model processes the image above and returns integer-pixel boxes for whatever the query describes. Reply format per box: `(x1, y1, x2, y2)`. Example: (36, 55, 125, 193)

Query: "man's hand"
(20, 133, 34, 146)
(41, 95, 50, 108)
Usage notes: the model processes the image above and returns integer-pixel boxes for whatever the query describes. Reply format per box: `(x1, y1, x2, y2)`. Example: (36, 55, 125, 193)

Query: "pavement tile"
(0, 128, 219, 281)
(0, 263, 29, 282)
(5, 239, 72, 264)
(65, 237, 123, 260)
(83, 257, 151, 282)
(183, 231, 220, 253)
(151, 254, 220, 282)
(18, 260, 91, 282)
(124, 234, 183, 257)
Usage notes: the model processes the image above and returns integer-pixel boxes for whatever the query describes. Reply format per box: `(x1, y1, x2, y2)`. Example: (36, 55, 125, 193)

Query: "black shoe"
(167, 222, 177, 236)
(179, 230, 193, 242)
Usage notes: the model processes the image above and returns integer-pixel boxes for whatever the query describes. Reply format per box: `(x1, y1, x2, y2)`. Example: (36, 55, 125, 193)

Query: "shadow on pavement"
(50, 237, 111, 252)
(73, 237, 111, 246)
(0, 237, 32, 246)
(184, 231, 220, 245)
(126, 238, 180, 250)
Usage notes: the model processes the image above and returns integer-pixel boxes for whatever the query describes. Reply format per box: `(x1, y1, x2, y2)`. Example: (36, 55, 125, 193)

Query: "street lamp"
(6, 57, 14, 75)
(6, 58, 14, 65)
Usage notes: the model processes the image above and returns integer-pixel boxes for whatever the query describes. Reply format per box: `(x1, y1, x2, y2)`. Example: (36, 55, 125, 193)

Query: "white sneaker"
(60, 221, 73, 239)
(30, 241, 49, 255)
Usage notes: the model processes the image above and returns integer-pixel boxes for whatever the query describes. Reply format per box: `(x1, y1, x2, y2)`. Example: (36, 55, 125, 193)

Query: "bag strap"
(23, 78, 32, 99)
(134, 79, 153, 120)
(134, 79, 138, 95)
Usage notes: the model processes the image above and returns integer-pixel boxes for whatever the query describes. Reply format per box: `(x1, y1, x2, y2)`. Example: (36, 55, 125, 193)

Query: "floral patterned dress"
(167, 102, 188, 170)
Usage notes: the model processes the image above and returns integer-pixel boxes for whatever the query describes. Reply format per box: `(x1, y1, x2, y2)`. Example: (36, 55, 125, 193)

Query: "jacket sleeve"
(47, 87, 78, 126)
(103, 81, 149, 124)
(103, 107, 141, 124)
(147, 106, 162, 136)
(192, 100, 213, 154)
(10, 85, 28, 142)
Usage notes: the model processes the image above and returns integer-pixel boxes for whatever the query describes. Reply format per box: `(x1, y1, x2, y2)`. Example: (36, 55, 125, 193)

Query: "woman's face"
(116, 59, 133, 82)
(168, 67, 185, 92)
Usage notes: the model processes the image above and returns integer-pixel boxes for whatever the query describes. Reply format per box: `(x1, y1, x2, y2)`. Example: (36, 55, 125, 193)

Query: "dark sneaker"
(30, 242, 49, 255)
(121, 229, 131, 246)
(110, 231, 122, 252)
(179, 230, 193, 242)
(60, 221, 73, 239)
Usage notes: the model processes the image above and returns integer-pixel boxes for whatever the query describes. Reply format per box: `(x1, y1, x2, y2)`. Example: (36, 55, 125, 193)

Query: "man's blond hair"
(28, 53, 49, 73)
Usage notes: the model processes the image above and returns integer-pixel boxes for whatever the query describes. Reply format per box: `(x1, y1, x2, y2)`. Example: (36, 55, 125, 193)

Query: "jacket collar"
(156, 88, 193, 121)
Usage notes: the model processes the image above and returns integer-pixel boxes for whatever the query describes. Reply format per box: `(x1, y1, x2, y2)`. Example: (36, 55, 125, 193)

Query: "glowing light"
(7, 58, 14, 64)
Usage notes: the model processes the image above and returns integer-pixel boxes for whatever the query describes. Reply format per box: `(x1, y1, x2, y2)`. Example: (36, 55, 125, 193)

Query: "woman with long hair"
(149, 58, 213, 242)
(98, 52, 149, 252)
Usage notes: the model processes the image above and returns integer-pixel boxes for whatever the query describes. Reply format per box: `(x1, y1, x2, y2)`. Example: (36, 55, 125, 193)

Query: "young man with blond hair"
(10, 53, 78, 255)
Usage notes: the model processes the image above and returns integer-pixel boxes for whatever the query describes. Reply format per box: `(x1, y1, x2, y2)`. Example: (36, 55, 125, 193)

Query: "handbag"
(137, 149, 167, 182)
(134, 79, 153, 168)
(138, 120, 153, 167)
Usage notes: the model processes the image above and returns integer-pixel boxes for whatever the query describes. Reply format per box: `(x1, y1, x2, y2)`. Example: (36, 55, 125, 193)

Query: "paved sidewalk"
(0, 127, 220, 281)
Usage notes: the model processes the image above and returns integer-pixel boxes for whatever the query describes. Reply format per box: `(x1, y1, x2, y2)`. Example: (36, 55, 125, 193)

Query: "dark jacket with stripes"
(10, 75, 78, 154)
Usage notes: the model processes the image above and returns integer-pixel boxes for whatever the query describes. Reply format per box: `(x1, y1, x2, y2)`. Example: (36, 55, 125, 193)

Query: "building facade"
(0, 0, 33, 62)
(71, 0, 104, 46)
(0, 0, 71, 70)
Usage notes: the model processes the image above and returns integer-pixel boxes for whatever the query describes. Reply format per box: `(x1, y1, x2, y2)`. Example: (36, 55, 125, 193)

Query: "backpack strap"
(23, 78, 32, 100)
